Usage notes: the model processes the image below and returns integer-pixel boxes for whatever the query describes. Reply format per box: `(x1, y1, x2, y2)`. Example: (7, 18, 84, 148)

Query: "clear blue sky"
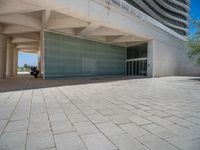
(189, 0, 200, 34)
(18, 0, 200, 67)
(18, 52, 38, 67)
(190, 0, 200, 19)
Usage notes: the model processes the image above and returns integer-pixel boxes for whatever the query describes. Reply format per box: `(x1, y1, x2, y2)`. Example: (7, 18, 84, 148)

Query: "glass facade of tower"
(125, 0, 190, 36)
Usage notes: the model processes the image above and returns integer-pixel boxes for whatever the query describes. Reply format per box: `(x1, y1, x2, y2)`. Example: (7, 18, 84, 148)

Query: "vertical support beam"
(0, 34, 8, 79)
(13, 48, 18, 76)
(124, 47, 127, 76)
(37, 49, 41, 74)
(6, 38, 14, 77)
(40, 30, 45, 78)
(39, 10, 51, 79)
(147, 40, 155, 77)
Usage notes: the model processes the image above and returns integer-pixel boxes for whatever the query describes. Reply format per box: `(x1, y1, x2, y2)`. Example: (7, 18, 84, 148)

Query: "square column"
(6, 38, 14, 77)
(40, 30, 45, 78)
(147, 40, 155, 77)
(13, 48, 18, 76)
(0, 35, 8, 79)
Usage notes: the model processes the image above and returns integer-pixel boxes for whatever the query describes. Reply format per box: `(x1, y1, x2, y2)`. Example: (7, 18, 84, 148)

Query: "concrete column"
(40, 30, 45, 78)
(0, 34, 8, 79)
(6, 38, 14, 77)
(37, 50, 41, 73)
(13, 48, 18, 76)
(147, 40, 155, 77)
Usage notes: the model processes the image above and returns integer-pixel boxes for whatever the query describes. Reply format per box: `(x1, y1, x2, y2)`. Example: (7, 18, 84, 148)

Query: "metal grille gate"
(126, 58, 147, 76)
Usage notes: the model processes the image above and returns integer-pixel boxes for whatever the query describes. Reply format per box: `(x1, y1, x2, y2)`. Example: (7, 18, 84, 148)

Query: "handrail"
(104, 0, 186, 40)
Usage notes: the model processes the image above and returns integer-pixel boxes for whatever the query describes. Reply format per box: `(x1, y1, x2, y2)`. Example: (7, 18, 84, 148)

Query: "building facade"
(125, 0, 190, 36)
(0, 0, 199, 79)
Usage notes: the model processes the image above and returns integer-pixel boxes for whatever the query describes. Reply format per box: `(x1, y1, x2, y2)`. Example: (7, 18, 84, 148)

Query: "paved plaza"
(0, 76, 200, 150)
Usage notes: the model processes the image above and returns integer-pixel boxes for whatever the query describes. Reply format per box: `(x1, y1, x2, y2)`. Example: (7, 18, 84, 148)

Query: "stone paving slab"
(0, 76, 200, 150)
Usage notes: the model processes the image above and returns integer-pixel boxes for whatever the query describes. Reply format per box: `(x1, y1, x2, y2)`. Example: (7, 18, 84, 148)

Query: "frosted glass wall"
(44, 32, 126, 78)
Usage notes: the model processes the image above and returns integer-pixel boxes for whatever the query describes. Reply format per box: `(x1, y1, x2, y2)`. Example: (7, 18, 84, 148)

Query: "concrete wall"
(152, 40, 200, 77)
(44, 32, 126, 78)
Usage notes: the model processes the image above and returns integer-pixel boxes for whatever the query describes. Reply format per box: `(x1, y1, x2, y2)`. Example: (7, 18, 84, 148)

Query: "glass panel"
(45, 32, 126, 78)
(134, 61, 137, 75)
(129, 61, 132, 76)
(126, 62, 129, 75)
(144, 60, 147, 76)
(127, 43, 147, 59)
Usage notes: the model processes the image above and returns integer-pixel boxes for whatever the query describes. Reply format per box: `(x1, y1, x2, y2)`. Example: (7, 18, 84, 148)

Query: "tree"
(24, 64, 28, 68)
(187, 19, 200, 64)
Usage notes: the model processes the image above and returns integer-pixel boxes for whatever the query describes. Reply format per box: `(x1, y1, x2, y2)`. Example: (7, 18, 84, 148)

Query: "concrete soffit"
(0, 0, 151, 52)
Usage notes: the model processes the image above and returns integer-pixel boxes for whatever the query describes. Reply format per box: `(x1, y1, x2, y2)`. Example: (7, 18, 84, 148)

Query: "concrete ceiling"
(0, 0, 147, 54)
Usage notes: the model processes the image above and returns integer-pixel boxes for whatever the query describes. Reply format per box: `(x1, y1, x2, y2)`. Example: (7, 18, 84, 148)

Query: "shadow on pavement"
(0, 74, 148, 92)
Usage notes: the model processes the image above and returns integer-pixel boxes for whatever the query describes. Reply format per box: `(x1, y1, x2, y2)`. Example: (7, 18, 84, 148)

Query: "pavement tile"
(166, 116, 194, 127)
(0, 131, 26, 150)
(147, 109, 172, 118)
(73, 121, 99, 135)
(27, 131, 55, 150)
(68, 113, 88, 123)
(49, 113, 69, 123)
(4, 120, 28, 133)
(144, 115, 174, 127)
(54, 132, 86, 150)
(97, 108, 115, 116)
(165, 124, 188, 134)
(109, 133, 148, 150)
(119, 123, 150, 137)
(106, 115, 131, 125)
(128, 115, 152, 125)
(0, 119, 8, 134)
(10, 112, 29, 121)
(131, 109, 152, 117)
(28, 121, 51, 133)
(142, 123, 175, 139)
(96, 122, 124, 136)
(87, 114, 109, 124)
(166, 136, 193, 150)
(137, 134, 178, 150)
(81, 133, 117, 150)
(184, 116, 200, 124)
(51, 121, 75, 135)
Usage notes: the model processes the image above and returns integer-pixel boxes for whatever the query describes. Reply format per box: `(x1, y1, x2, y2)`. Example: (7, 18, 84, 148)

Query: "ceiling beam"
(89, 27, 126, 36)
(10, 32, 40, 40)
(11, 37, 38, 44)
(111, 35, 145, 43)
(47, 17, 89, 30)
(125, 42, 146, 47)
(106, 35, 125, 42)
(20, 49, 38, 54)
(75, 23, 101, 36)
(54, 28, 75, 35)
(3, 25, 40, 34)
(42, 9, 51, 28)
(0, 14, 41, 29)
(0, 0, 42, 15)
(16, 43, 39, 49)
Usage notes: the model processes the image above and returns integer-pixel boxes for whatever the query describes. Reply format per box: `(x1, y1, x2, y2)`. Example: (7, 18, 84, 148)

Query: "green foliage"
(18, 64, 37, 72)
(187, 19, 200, 64)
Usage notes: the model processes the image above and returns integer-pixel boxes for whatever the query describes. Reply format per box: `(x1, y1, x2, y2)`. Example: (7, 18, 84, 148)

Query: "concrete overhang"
(0, 0, 186, 49)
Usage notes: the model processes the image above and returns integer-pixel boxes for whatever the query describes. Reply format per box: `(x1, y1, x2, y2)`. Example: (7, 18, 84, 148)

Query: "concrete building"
(0, 0, 199, 79)
(125, 0, 190, 36)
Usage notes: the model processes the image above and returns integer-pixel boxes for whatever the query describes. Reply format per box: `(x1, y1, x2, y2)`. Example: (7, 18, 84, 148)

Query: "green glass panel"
(44, 32, 126, 78)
